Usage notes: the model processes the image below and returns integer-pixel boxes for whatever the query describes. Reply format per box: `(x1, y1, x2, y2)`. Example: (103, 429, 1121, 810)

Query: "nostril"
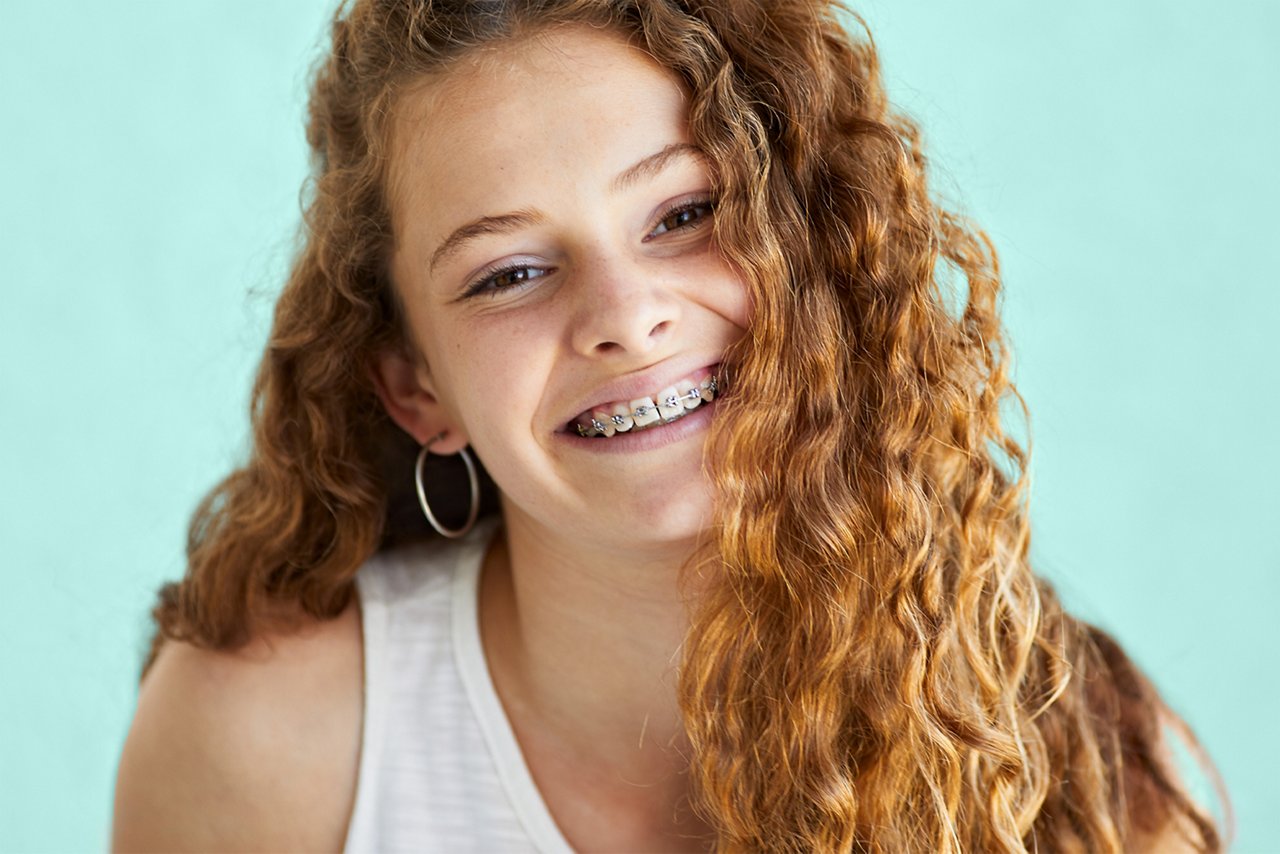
(570, 299, 679, 356)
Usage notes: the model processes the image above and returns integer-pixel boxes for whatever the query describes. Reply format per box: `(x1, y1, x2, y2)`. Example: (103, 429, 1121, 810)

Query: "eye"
(646, 197, 715, 240)
(463, 262, 551, 299)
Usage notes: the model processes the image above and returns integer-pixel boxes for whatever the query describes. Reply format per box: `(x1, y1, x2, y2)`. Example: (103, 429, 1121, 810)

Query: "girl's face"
(378, 25, 751, 551)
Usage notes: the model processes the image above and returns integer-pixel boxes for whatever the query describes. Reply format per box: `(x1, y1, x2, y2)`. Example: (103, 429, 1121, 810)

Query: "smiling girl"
(112, 2, 1228, 852)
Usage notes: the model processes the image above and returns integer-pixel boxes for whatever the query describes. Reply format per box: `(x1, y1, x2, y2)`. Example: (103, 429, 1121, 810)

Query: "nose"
(568, 255, 680, 358)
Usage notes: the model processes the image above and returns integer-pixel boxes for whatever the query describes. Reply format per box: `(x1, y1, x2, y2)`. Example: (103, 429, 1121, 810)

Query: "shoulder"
(1127, 707, 1223, 854)
(112, 596, 363, 853)
(1077, 624, 1225, 852)
(1129, 791, 1213, 854)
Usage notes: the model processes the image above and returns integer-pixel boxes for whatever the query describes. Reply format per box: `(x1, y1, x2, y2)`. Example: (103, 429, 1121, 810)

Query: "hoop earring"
(414, 435, 480, 539)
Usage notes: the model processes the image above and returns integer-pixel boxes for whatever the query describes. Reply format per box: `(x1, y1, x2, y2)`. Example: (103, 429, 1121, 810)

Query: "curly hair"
(146, 1, 1231, 851)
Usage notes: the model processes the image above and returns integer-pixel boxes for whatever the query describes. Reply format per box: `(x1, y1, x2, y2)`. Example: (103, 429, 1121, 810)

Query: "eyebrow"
(428, 142, 704, 273)
(429, 210, 545, 273)
(611, 141, 703, 193)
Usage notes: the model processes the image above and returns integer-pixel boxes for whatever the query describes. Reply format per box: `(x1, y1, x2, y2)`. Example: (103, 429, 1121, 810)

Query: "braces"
(574, 375, 720, 438)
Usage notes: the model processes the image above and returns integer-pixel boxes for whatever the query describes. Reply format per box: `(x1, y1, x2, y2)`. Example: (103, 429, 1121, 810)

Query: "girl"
(113, 1, 1229, 851)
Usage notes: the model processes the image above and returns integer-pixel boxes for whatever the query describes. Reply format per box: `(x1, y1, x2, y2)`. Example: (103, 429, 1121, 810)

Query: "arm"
(111, 600, 363, 853)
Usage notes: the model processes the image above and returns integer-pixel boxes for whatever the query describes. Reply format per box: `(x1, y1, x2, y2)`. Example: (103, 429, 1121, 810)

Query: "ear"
(370, 347, 471, 454)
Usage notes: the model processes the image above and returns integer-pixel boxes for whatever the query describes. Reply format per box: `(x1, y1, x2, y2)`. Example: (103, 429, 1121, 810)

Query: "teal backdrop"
(1, 1, 1274, 850)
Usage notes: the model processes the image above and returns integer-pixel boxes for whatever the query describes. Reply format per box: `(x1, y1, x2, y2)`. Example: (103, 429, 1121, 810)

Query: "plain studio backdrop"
(0, 1, 1274, 850)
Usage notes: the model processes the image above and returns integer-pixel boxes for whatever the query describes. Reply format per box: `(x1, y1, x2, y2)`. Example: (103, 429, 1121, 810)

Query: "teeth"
(591, 410, 616, 437)
(656, 385, 684, 422)
(680, 379, 702, 410)
(610, 401, 634, 432)
(631, 396, 661, 429)
(572, 372, 722, 438)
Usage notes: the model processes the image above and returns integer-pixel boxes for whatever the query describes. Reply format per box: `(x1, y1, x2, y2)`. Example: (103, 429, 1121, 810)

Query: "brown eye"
(464, 263, 551, 299)
(649, 199, 714, 238)
(492, 268, 534, 289)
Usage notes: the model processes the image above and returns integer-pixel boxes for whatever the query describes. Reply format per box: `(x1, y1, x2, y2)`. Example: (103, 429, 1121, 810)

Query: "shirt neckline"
(451, 519, 577, 854)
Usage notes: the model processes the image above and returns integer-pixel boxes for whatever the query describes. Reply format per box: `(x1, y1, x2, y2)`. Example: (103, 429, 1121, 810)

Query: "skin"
(114, 24, 745, 854)
(112, 603, 364, 851)
(110, 22, 1203, 854)
(373, 25, 749, 851)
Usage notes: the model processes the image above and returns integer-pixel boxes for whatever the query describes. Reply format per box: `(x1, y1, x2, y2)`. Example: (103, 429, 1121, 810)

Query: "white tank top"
(343, 518, 576, 853)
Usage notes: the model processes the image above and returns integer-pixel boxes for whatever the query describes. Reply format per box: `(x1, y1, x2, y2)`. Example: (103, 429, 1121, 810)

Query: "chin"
(605, 480, 715, 548)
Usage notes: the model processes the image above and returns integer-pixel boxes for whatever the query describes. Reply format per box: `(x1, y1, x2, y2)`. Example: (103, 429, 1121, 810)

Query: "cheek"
(706, 262, 755, 331)
(449, 321, 555, 437)
(695, 246, 754, 330)
(728, 276, 754, 330)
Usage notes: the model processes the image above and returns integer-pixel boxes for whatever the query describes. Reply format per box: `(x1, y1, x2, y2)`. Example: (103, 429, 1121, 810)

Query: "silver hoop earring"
(414, 436, 480, 539)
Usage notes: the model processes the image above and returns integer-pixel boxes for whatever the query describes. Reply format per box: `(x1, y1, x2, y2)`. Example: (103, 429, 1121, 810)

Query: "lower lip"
(554, 395, 720, 454)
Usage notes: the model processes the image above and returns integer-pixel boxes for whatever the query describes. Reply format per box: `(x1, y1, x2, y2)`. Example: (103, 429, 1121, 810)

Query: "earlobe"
(370, 348, 469, 452)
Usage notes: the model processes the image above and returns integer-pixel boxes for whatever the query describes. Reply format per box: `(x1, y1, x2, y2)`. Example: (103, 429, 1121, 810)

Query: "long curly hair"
(147, 1, 1231, 850)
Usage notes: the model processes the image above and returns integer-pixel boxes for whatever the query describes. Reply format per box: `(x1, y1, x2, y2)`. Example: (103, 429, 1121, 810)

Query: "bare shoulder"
(112, 596, 364, 853)
(1131, 797, 1212, 854)
(1129, 707, 1222, 854)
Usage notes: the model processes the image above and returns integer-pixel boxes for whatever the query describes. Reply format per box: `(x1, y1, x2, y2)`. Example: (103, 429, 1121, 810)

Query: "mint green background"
(1, 1, 1273, 850)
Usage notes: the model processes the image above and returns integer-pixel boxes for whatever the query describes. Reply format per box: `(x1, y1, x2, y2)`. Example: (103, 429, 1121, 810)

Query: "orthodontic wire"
(575, 376, 719, 438)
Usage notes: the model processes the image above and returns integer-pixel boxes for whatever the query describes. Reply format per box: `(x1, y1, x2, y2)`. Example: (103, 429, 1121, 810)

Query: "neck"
(477, 500, 715, 844)
(478, 496, 721, 850)
(476, 501, 727, 854)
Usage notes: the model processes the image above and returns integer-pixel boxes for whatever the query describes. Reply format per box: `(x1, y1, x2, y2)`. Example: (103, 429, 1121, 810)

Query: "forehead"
(386, 25, 691, 238)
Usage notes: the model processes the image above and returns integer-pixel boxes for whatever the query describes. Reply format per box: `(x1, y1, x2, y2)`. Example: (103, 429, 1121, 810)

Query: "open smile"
(554, 363, 727, 454)
(557, 394, 721, 454)
(569, 371, 720, 438)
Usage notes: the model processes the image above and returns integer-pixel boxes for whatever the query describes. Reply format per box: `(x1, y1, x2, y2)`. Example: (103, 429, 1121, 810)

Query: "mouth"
(561, 364, 724, 439)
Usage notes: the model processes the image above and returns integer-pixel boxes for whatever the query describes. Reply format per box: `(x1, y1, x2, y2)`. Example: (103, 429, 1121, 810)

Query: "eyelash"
(646, 196, 716, 240)
(461, 196, 716, 299)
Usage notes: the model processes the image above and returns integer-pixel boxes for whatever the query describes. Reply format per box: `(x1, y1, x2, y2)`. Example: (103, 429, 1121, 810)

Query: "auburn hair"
(147, 1, 1231, 851)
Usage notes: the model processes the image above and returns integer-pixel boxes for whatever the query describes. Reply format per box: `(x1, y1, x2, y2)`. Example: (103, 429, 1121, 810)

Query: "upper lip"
(554, 357, 722, 432)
